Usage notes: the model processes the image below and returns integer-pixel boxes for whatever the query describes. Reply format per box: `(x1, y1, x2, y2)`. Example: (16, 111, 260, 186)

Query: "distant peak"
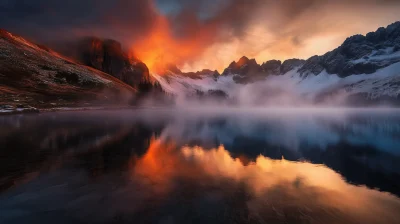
(237, 56, 250, 65)
(164, 64, 182, 74)
(239, 56, 250, 61)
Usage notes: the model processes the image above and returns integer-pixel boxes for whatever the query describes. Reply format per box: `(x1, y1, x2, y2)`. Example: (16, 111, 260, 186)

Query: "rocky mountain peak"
(237, 56, 251, 67)
(164, 64, 182, 74)
(72, 37, 163, 94)
(280, 59, 306, 74)
(343, 34, 366, 45)
(261, 60, 282, 75)
(297, 21, 400, 78)
(222, 56, 261, 76)
(196, 69, 220, 76)
(217, 22, 400, 81)
(386, 21, 400, 39)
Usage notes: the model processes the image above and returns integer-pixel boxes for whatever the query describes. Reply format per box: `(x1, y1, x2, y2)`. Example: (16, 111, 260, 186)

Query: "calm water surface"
(0, 109, 400, 224)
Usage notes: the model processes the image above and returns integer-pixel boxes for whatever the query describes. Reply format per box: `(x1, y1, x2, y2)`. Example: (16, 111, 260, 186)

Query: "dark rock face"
(77, 37, 161, 93)
(261, 60, 281, 75)
(222, 56, 263, 77)
(299, 21, 400, 77)
(221, 56, 305, 83)
(280, 59, 305, 75)
(161, 64, 220, 81)
(221, 56, 267, 83)
(79, 38, 128, 80)
(298, 56, 324, 77)
(80, 37, 104, 71)
(197, 69, 220, 77)
(101, 40, 126, 79)
(186, 69, 220, 80)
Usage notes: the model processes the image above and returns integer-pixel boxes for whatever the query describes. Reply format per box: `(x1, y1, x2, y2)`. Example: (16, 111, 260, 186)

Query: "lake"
(1, 108, 400, 224)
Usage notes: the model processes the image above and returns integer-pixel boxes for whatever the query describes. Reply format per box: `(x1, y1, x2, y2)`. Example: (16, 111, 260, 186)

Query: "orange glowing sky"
(131, 14, 218, 74)
(2, 0, 399, 73)
(129, 0, 400, 73)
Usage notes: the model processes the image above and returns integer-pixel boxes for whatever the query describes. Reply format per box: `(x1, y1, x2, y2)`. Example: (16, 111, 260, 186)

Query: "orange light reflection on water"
(129, 138, 400, 223)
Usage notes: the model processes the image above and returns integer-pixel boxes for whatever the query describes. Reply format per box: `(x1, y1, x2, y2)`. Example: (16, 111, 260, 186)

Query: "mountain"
(0, 29, 137, 113)
(160, 64, 220, 79)
(298, 24, 400, 78)
(154, 21, 400, 106)
(219, 57, 308, 83)
(1, 21, 400, 110)
(69, 37, 164, 96)
(152, 64, 224, 99)
(221, 56, 263, 83)
(221, 22, 400, 80)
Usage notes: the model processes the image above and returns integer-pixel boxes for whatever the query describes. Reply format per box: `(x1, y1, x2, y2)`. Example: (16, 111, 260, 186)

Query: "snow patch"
(352, 48, 400, 64)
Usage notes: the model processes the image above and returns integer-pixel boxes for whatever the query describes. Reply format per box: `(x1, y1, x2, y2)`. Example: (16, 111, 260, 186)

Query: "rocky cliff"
(77, 37, 163, 94)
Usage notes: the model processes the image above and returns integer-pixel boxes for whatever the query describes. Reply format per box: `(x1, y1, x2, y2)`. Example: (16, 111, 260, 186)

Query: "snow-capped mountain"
(153, 21, 400, 106)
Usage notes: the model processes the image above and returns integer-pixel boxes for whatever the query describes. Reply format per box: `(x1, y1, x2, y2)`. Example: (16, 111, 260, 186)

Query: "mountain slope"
(299, 22, 400, 78)
(0, 29, 137, 111)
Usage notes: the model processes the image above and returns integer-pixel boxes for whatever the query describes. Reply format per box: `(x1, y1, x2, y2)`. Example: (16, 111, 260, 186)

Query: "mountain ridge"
(154, 21, 400, 106)
(215, 21, 400, 82)
(1, 20, 400, 109)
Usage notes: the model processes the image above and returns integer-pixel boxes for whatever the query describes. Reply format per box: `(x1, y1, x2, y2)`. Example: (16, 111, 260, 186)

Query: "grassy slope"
(0, 29, 136, 109)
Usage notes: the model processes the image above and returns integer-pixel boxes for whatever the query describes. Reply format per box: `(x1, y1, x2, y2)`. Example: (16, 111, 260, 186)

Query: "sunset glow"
(130, 7, 218, 74)
(1, 1, 400, 223)
(127, 0, 400, 73)
(127, 138, 400, 224)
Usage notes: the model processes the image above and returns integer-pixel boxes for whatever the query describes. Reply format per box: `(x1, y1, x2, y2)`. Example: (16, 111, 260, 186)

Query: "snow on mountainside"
(152, 71, 236, 97)
(153, 21, 400, 106)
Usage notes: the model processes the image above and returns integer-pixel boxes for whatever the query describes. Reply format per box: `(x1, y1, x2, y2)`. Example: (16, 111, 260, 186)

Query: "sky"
(1, 0, 400, 72)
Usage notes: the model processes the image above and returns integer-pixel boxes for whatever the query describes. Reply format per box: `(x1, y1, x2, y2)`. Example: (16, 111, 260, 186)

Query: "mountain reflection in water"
(0, 109, 400, 224)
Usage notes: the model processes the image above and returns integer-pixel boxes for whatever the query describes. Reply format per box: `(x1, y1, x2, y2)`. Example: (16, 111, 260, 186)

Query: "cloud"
(1, 0, 400, 72)
(0, 0, 157, 44)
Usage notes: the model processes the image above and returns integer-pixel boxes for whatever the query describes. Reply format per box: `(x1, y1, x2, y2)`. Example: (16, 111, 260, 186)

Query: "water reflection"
(181, 145, 400, 224)
(0, 109, 400, 224)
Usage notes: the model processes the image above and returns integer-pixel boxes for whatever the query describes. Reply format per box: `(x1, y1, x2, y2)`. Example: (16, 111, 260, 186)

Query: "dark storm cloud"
(0, 0, 157, 44)
(156, 0, 400, 44)
(1, 0, 399, 45)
